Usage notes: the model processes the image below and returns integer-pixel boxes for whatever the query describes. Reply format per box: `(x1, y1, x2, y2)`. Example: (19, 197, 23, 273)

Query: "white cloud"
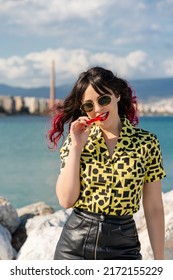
(114, 38, 133, 46)
(150, 24, 162, 32)
(163, 59, 173, 76)
(0, 0, 172, 85)
(0, 0, 109, 26)
(0, 48, 158, 87)
(0, 0, 157, 38)
(126, 51, 148, 69)
(0, 56, 27, 79)
(0, 48, 93, 87)
(113, 36, 143, 46)
(157, 0, 173, 8)
(90, 50, 152, 78)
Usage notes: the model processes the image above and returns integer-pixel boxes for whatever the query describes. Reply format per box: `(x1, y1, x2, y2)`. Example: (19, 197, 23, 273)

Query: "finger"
(78, 116, 89, 122)
(71, 120, 87, 130)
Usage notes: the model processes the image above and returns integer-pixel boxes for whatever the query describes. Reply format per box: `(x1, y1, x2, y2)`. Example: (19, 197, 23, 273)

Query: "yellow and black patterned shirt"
(60, 118, 166, 215)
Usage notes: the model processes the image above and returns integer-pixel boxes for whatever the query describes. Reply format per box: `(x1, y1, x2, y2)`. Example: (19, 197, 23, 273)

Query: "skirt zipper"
(94, 221, 102, 260)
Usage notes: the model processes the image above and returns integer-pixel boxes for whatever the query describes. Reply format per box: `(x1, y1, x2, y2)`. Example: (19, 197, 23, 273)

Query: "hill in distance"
(0, 77, 173, 102)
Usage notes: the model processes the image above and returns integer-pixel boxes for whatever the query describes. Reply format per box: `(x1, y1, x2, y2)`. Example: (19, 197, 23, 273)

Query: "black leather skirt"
(54, 208, 142, 260)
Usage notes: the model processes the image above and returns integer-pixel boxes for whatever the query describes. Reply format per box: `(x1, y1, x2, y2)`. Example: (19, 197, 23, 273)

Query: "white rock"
(163, 190, 173, 215)
(0, 196, 20, 233)
(16, 209, 71, 260)
(164, 212, 173, 259)
(17, 201, 54, 217)
(135, 191, 173, 260)
(25, 208, 70, 235)
(0, 224, 16, 260)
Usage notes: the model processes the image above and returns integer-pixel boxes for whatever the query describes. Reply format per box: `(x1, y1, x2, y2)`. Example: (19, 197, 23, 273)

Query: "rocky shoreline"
(0, 191, 173, 260)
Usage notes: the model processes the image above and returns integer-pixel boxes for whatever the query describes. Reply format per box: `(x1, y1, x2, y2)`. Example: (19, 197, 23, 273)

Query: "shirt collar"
(84, 117, 136, 162)
(88, 117, 136, 142)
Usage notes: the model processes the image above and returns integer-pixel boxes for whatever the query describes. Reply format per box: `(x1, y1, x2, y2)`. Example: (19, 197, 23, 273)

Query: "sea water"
(0, 115, 172, 210)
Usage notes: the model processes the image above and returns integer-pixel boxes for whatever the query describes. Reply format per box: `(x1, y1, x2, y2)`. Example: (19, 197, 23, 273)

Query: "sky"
(0, 0, 173, 88)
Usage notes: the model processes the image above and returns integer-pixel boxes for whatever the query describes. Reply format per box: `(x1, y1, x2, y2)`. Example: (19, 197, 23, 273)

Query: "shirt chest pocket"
(114, 151, 145, 179)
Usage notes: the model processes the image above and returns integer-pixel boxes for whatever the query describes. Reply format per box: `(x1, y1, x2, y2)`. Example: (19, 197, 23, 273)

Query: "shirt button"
(100, 215, 105, 221)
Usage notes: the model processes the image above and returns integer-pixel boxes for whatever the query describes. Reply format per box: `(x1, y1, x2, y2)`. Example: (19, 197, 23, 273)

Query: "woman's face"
(81, 84, 120, 130)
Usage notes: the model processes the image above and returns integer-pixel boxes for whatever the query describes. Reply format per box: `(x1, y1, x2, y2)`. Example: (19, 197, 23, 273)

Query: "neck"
(101, 118, 122, 139)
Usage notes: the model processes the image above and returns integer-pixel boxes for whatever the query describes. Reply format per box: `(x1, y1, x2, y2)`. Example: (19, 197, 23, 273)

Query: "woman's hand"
(70, 117, 91, 149)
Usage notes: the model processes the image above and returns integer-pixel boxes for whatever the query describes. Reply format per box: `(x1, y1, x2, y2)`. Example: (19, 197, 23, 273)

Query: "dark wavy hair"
(47, 66, 138, 149)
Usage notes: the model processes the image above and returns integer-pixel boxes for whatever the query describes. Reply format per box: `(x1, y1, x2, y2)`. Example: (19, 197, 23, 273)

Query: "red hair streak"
(48, 112, 65, 149)
(126, 87, 139, 126)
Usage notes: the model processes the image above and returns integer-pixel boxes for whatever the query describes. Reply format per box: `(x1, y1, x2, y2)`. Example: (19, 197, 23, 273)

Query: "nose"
(94, 101, 103, 113)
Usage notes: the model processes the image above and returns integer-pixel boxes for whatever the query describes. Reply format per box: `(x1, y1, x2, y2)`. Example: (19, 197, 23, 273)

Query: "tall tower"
(50, 60, 56, 108)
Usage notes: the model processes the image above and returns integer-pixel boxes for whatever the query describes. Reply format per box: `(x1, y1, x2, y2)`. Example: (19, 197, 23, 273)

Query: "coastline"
(1, 95, 173, 116)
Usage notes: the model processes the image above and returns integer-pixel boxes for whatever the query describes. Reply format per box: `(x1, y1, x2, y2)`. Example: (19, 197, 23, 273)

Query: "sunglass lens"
(99, 95, 111, 106)
(81, 102, 93, 112)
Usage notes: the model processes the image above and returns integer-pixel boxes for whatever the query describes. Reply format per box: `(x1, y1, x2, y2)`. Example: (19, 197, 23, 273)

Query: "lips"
(99, 112, 109, 121)
(86, 112, 109, 124)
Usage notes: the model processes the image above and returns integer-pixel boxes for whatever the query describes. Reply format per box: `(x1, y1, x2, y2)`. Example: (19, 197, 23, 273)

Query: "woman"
(48, 66, 166, 260)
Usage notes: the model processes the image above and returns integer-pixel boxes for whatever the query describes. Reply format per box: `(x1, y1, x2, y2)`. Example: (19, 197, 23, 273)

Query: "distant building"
(24, 97, 39, 114)
(39, 98, 49, 114)
(0, 96, 15, 114)
(0, 96, 4, 112)
(138, 98, 173, 116)
(13, 96, 24, 112)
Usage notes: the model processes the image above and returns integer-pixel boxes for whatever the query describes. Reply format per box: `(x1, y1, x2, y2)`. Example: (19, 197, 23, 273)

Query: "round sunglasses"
(80, 95, 112, 113)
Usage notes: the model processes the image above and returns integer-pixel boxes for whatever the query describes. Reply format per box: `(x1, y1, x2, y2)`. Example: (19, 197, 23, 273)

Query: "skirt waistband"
(74, 208, 133, 224)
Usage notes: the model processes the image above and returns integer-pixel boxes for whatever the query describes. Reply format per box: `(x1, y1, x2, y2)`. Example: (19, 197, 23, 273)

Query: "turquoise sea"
(0, 115, 172, 210)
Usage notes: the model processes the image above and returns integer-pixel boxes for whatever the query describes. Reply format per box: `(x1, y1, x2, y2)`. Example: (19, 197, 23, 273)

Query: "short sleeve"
(59, 135, 71, 173)
(144, 134, 166, 183)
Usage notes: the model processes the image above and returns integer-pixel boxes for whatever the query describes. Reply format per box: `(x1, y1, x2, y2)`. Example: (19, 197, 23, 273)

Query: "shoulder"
(122, 118, 159, 144)
(130, 126, 162, 155)
(133, 126, 159, 142)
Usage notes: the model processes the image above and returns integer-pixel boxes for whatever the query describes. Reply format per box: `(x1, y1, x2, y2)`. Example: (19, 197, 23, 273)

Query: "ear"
(117, 95, 120, 102)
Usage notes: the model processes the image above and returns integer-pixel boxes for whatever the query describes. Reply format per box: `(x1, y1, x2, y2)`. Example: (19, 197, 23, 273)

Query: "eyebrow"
(82, 99, 93, 103)
(82, 94, 110, 103)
